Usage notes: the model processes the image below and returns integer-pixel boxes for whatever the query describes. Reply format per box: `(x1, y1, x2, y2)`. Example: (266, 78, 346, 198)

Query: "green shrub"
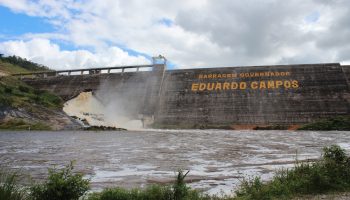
(322, 145, 350, 189)
(0, 96, 11, 106)
(0, 170, 28, 200)
(298, 116, 350, 130)
(0, 76, 63, 110)
(87, 170, 203, 200)
(4, 86, 12, 93)
(0, 119, 51, 130)
(88, 185, 174, 200)
(37, 92, 63, 108)
(33, 89, 44, 96)
(234, 145, 350, 200)
(174, 170, 190, 200)
(33, 96, 40, 102)
(18, 85, 30, 93)
(30, 162, 90, 200)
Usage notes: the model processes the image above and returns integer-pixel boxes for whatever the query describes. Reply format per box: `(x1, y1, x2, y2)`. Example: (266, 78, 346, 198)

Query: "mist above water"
(63, 91, 143, 130)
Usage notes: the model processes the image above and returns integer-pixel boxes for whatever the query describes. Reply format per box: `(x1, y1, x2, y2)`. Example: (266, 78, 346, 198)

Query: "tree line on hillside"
(0, 54, 52, 72)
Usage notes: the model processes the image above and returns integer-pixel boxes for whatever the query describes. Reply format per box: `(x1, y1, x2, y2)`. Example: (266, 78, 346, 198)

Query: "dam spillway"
(20, 63, 350, 129)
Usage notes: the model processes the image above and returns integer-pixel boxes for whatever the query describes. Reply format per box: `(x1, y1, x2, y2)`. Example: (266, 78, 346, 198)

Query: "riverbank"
(2, 144, 350, 200)
(0, 76, 81, 130)
(1, 130, 350, 195)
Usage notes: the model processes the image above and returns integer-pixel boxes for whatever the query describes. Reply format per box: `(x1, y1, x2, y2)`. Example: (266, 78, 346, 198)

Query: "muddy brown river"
(0, 130, 349, 195)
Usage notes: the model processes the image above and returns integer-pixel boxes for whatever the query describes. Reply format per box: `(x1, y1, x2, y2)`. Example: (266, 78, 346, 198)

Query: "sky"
(0, 0, 349, 70)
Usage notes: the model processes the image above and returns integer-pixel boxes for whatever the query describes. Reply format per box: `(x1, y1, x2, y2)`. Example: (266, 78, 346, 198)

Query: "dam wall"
(21, 63, 350, 128)
(22, 65, 165, 120)
(156, 63, 350, 128)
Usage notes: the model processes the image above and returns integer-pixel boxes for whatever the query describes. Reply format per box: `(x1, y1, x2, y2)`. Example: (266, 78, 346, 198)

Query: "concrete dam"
(18, 63, 350, 129)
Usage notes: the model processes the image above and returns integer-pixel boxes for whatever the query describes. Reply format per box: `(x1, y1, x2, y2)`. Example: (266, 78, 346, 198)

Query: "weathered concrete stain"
(22, 63, 350, 128)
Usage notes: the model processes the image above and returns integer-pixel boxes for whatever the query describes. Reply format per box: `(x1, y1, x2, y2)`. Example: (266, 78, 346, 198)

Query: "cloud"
(0, 39, 150, 70)
(0, 0, 350, 68)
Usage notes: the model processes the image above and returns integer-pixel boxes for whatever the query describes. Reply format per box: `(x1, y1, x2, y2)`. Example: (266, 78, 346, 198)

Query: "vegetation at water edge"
(0, 119, 51, 130)
(84, 125, 127, 131)
(234, 145, 350, 199)
(0, 56, 80, 130)
(298, 116, 350, 131)
(30, 162, 90, 200)
(0, 169, 28, 200)
(1, 145, 350, 200)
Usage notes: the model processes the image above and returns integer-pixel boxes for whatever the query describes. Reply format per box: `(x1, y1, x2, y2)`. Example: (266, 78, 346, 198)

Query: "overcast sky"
(0, 0, 349, 70)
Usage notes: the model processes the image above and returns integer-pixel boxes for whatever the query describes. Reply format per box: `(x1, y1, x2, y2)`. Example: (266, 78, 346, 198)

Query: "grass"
(234, 145, 350, 200)
(84, 126, 127, 131)
(0, 55, 51, 72)
(0, 60, 31, 75)
(87, 185, 208, 200)
(30, 162, 90, 200)
(87, 186, 176, 200)
(0, 76, 63, 130)
(1, 145, 350, 200)
(298, 116, 350, 131)
(87, 145, 350, 200)
(0, 76, 63, 109)
(0, 119, 51, 130)
(87, 170, 206, 200)
(0, 169, 28, 200)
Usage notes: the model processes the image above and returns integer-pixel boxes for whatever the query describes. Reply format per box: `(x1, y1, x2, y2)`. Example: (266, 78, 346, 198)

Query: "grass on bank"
(0, 76, 63, 109)
(234, 145, 350, 199)
(0, 119, 51, 130)
(298, 116, 350, 131)
(87, 170, 207, 200)
(0, 169, 28, 200)
(1, 145, 350, 200)
(30, 162, 90, 200)
(0, 60, 31, 75)
(0, 76, 63, 130)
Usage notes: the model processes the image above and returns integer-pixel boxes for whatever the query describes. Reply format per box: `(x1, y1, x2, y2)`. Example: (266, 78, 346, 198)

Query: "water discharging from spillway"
(63, 92, 143, 130)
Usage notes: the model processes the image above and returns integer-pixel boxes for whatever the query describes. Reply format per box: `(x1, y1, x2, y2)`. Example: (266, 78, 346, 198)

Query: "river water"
(0, 130, 349, 195)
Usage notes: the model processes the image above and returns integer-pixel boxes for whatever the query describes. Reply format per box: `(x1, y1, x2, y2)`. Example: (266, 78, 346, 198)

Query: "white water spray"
(63, 91, 144, 130)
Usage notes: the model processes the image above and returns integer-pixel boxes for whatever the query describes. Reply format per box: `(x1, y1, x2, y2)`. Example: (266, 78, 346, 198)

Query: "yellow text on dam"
(191, 80, 299, 91)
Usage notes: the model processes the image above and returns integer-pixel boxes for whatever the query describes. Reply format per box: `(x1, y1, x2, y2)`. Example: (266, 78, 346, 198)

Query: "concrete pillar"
(152, 64, 166, 73)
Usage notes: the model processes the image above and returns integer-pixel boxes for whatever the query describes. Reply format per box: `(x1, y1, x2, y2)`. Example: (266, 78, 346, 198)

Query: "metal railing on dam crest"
(11, 64, 156, 78)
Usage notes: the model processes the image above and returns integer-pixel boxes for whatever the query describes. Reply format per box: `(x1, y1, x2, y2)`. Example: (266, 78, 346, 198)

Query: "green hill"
(0, 57, 80, 130)
(0, 55, 51, 73)
(0, 60, 31, 75)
